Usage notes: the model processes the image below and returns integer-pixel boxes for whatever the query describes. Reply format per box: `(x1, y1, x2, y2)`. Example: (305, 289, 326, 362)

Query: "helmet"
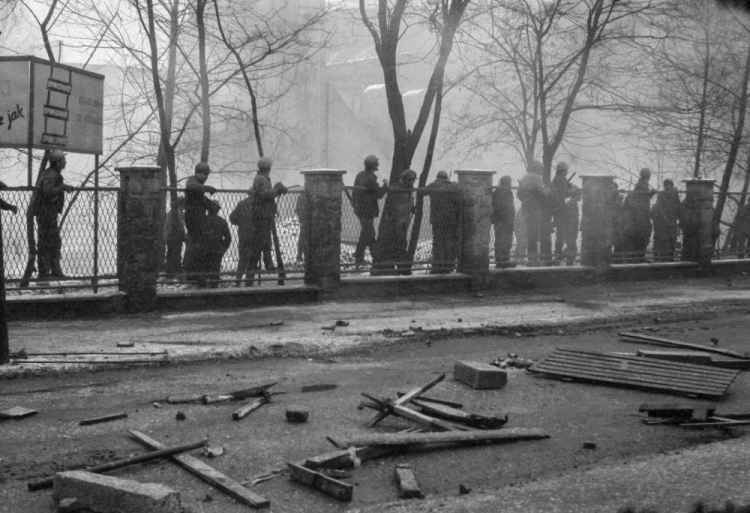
(258, 156, 273, 169)
(49, 149, 66, 163)
(364, 155, 379, 168)
(500, 175, 512, 186)
(436, 171, 448, 180)
(208, 199, 221, 212)
(556, 161, 569, 173)
(195, 162, 210, 174)
(640, 167, 652, 179)
(530, 161, 544, 174)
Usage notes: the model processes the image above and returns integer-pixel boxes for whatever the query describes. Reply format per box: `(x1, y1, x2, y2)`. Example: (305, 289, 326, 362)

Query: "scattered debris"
(269, 321, 284, 326)
(245, 468, 286, 486)
(395, 464, 424, 499)
(410, 399, 508, 430)
(619, 332, 748, 359)
(232, 393, 270, 421)
(0, 406, 38, 420)
(459, 484, 472, 495)
(529, 348, 740, 399)
(79, 413, 128, 426)
(116, 341, 134, 348)
(304, 445, 402, 470)
(328, 428, 549, 449)
(366, 374, 446, 428)
(28, 437, 207, 491)
(175, 411, 186, 421)
(57, 497, 80, 513)
(711, 337, 720, 346)
(583, 442, 597, 450)
(396, 392, 463, 409)
(130, 430, 270, 509)
(166, 394, 203, 404)
(202, 493, 214, 502)
(491, 354, 535, 370)
(202, 382, 277, 405)
(454, 361, 507, 389)
(152, 402, 162, 409)
(286, 408, 310, 423)
(639, 403, 750, 428)
(52, 471, 181, 513)
(203, 446, 225, 458)
(321, 325, 336, 331)
(300, 384, 338, 393)
(335, 320, 349, 327)
(287, 462, 353, 502)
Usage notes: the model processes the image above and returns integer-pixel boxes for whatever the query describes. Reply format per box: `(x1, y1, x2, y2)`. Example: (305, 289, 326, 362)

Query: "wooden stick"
(232, 394, 269, 421)
(79, 413, 128, 426)
(202, 382, 277, 405)
(397, 392, 463, 409)
(411, 399, 508, 429)
(391, 404, 465, 431)
(329, 427, 549, 448)
(27, 437, 207, 491)
(619, 332, 747, 359)
(366, 373, 445, 428)
(129, 430, 269, 509)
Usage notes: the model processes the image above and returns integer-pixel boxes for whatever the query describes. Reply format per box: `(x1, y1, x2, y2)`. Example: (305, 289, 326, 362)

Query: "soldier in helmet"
(352, 155, 388, 269)
(425, 170, 460, 273)
(492, 175, 516, 268)
(517, 160, 551, 266)
(183, 161, 216, 284)
(622, 167, 655, 262)
(31, 149, 75, 280)
(244, 156, 287, 283)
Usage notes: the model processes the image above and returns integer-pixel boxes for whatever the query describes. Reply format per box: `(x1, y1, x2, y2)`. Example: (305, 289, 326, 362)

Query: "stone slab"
(454, 361, 507, 389)
(53, 471, 182, 513)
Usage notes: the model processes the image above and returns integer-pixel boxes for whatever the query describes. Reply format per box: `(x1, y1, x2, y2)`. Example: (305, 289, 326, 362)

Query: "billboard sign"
(0, 56, 104, 155)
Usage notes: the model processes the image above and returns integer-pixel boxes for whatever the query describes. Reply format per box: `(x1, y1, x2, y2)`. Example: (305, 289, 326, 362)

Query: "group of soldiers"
(164, 157, 289, 287)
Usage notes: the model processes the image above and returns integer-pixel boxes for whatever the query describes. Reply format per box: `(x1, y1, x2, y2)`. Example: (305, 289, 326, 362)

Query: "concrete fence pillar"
(682, 179, 715, 268)
(456, 170, 495, 291)
(580, 174, 618, 269)
(117, 166, 164, 312)
(302, 169, 345, 292)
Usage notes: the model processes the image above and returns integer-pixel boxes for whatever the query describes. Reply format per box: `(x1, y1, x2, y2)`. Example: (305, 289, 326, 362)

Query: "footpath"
(3, 274, 750, 513)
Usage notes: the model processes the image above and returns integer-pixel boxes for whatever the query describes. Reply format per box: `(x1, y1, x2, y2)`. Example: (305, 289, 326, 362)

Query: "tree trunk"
(196, 0, 211, 163)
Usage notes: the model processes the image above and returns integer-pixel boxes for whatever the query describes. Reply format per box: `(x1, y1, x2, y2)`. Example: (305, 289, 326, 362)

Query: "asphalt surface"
(3, 274, 750, 512)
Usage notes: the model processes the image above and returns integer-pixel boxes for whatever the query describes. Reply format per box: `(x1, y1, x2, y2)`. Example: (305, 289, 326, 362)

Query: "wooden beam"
(391, 404, 466, 431)
(395, 464, 423, 499)
(79, 413, 128, 426)
(202, 382, 277, 405)
(129, 430, 269, 509)
(366, 374, 445, 428)
(619, 332, 747, 359)
(232, 394, 269, 421)
(397, 392, 463, 409)
(329, 427, 549, 449)
(27, 438, 207, 491)
(411, 399, 508, 429)
(287, 462, 353, 502)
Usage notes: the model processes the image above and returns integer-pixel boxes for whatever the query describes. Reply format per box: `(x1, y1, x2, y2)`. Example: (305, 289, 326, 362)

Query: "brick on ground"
(454, 361, 507, 389)
(53, 470, 182, 513)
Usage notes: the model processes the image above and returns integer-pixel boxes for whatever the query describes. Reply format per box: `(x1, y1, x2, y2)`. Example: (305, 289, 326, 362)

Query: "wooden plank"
(638, 403, 717, 420)
(395, 464, 423, 499)
(391, 404, 464, 431)
(329, 427, 549, 448)
(0, 406, 37, 419)
(129, 430, 269, 509)
(232, 395, 269, 421)
(636, 350, 714, 365)
(287, 462, 353, 502)
(534, 359, 732, 392)
(367, 374, 445, 428)
(398, 393, 463, 409)
(530, 349, 738, 399)
(79, 413, 128, 426)
(679, 419, 750, 428)
(27, 438, 207, 491)
(619, 332, 748, 359)
(533, 358, 732, 392)
(304, 446, 399, 470)
(411, 399, 508, 429)
(202, 382, 277, 405)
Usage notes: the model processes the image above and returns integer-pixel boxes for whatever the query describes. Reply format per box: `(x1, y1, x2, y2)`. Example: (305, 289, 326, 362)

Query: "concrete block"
(53, 471, 182, 513)
(454, 361, 507, 389)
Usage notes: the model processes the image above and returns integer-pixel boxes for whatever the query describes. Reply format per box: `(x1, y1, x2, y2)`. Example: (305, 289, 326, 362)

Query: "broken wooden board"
(202, 382, 277, 404)
(636, 350, 750, 370)
(367, 373, 445, 428)
(129, 430, 269, 509)
(678, 418, 750, 429)
(411, 399, 508, 430)
(329, 427, 549, 449)
(395, 464, 423, 499)
(639, 403, 718, 420)
(0, 407, 38, 420)
(232, 394, 270, 421)
(287, 462, 353, 502)
(619, 332, 748, 359)
(79, 413, 128, 426)
(529, 348, 739, 399)
(304, 446, 400, 470)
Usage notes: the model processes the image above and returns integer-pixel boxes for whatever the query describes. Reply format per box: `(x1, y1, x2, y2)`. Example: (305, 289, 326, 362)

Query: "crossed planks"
(529, 348, 739, 399)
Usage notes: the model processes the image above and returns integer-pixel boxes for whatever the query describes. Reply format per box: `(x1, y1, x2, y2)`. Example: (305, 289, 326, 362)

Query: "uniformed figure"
(230, 190, 274, 286)
(560, 187, 581, 265)
(31, 149, 75, 280)
(492, 175, 516, 268)
(650, 179, 681, 262)
(200, 200, 232, 288)
(550, 162, 573, 263)
(245, 156, 287, 282)
(164, 195, 186, 280)
(425, 171, 460, 273)
(622, 167, 655, 262)
(517, 161, 550, 266)
(352, 155, 388, 268)
(372, 169, 417, 276)
(183, 161, 216, 283)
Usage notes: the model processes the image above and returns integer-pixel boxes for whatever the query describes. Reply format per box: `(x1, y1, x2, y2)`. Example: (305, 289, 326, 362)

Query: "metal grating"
(529, 348, 740, 399)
